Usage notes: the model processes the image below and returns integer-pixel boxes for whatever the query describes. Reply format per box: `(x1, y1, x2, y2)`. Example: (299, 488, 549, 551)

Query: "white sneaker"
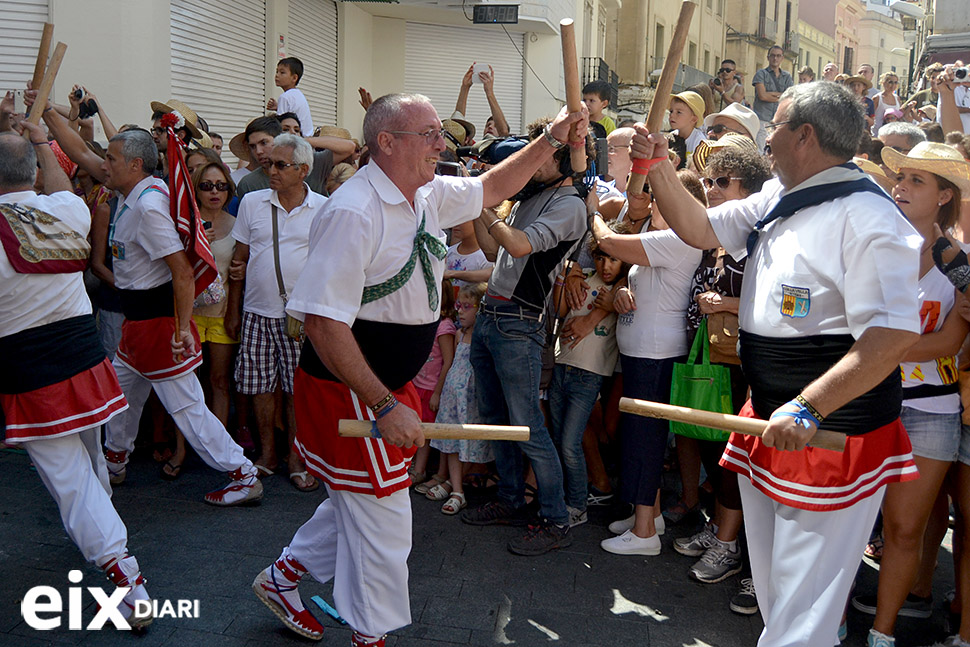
(608, 513, 665, 536)
(600, 529, 661, 556)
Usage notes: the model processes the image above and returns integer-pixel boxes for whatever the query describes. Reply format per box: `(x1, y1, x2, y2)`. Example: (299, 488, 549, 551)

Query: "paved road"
(0, 446, 955, 647)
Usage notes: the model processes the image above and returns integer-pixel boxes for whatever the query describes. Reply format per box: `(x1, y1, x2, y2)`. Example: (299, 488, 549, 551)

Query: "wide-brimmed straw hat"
(703, 102, 760, 141)
(708, 132, 761, 157)
(451, 117, 476, 141)
(844, 75, 873, 91)
(852, 157, 896, 193)
(149, 99, 203, 139)
(442, 119, 468, 153)
(229, 131, 250, 161)
(669, 91, 706, 124)
(319, 125, 353, 140)
(882, 141, 970, 196)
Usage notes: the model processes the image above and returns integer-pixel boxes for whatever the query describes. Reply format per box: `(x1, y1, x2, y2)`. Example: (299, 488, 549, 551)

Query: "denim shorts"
(901, 406, 962, 462)
(961, 424, 970, 466)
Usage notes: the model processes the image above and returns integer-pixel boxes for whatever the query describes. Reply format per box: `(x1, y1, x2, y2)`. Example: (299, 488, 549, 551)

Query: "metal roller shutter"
(0, 0, 50, 93)
(171, 0, 266, 159)
(405, 22, 524, 136)
(287, 0, 338, 131)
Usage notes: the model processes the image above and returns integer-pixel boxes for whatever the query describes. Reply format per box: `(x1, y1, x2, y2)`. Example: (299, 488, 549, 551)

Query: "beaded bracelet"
(369, 392, 394, 413)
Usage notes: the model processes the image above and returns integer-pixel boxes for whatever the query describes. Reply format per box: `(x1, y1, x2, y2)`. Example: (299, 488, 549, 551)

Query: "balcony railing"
(650, 57, 713, 92)
(582, 57, 618, 108)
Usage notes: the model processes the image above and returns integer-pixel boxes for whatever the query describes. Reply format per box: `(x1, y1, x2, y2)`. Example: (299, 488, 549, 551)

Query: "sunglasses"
(706, 124, 742, 135)
(269, 160, 300, 170)
(702, 176, 743, 190)
(198, 181, 229, 191)
(455, 302, 478, 311)
(718, 68, 735, 75)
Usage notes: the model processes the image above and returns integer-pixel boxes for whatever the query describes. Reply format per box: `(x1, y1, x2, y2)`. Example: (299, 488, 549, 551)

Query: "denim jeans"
(471, 305, 568, 525)
(548, 363, 604, 511)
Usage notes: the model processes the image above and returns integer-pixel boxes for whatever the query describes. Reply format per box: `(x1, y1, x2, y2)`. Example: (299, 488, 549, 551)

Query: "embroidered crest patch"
(780, 284, 810, 318)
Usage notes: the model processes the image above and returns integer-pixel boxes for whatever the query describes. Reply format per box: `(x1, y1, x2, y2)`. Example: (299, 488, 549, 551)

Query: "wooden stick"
(31, 23, 54, 93)
(560, 19, 586, 173)
(339, 420, 530, 442)
(619, 398, 848, 452)
(26, 41, 66, 126)
(627, 0, 696, 195)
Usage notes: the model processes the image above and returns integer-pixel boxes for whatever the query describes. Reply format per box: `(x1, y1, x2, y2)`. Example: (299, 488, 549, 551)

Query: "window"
(717, 0, 723, 15)
(689, 41, 697, 67)
(655, 23, 665, 68)
(705, 49, 711, 73)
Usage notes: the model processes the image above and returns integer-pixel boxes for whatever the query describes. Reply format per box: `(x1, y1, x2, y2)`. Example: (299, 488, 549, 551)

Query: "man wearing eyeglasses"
(225, 133, 323, 494)
(252, 93, 588, 646)
(710, 59, 745, 110)
(752, 46, 794, 151)
(628, 80, 922, 647)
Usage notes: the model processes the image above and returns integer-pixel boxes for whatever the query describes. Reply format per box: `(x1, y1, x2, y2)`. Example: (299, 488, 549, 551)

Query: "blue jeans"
(471, 305, 568, 525)
(548, 363, 604, 511)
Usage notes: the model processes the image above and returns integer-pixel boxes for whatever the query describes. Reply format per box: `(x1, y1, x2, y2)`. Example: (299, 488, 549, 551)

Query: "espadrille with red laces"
(252, 548, 324, 641)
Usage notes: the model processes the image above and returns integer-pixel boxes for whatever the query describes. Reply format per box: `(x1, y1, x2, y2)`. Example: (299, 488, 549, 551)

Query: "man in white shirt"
(630, 82, 921, 646)
(251, 93, 587, 646)
(225, 134, 324, 491)
(0, 125, 151, 628)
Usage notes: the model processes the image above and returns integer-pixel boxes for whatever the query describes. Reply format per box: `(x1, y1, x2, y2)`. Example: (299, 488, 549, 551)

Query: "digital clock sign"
(473, 5, 519, 24)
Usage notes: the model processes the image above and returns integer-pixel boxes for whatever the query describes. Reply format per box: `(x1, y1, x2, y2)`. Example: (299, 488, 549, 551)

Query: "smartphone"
(435, 161, 464, 176)
(471, 63, 489, 83)
(203, 221, 213, 230)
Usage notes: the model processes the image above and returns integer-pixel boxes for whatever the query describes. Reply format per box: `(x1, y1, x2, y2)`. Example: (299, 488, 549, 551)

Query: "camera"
(73, 87, 83, 101)
(955, 66, 970, 81)
(713, 77, 722, 86)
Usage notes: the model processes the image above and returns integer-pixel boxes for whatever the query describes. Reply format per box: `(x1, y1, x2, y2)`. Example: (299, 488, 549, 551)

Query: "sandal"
(160, 459, 183, 480)
(663, 499, 699, 524)
(864, 531, 884, 561)
(414, 474, 446, 495)
(426, 480, 453, 501)
(289, 471, 319, 492)
(441, 492, 466, 515)
(254, 464, 276, 479)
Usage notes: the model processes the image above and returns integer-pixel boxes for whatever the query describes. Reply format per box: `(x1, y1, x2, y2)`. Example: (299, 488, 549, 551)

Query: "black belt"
(738, 330, 901, 435)
(0, 315, 105, 394)
(119, 282, 174, 321)
(480, 296, 544, 322)
(299, 319, 439, 392)
(903, 383, 960, 400)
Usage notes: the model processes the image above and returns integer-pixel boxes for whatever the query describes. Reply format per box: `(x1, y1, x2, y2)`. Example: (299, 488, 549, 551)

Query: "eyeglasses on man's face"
(386, 128, 447, 145)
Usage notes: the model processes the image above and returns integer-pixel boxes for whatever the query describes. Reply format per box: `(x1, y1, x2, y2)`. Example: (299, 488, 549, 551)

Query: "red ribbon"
(631, 156, 666, 176)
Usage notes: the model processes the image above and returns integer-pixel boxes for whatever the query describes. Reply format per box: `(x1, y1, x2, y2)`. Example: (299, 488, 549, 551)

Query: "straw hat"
(882, 141, 970, 196)
(670, 91, 706, 125)
(149, 99, 202, 139)
(229, 132, 249, 161)
(703, 102, 760, 141)
(692, 139, 713, 172)
(319, 125, 353, 140)
(844, 75, 872, 91)
(708, 132, 761, 157)
(852, 157, 896, 193)
(451, 117, 476, 141)
(918, 105, 938, 121)
(442, 119, 468, 153)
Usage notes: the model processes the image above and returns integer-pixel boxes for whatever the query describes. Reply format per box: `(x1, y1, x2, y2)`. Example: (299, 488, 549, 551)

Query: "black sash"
(298, 319, 439, 392)
(738, 330, 901, 435)
(0, 315, 106, 394)
(118, 282, 175, 320)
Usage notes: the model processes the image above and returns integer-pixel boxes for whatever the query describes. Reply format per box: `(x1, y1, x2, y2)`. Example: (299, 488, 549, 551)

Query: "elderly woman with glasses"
(873, 73, 902, 133)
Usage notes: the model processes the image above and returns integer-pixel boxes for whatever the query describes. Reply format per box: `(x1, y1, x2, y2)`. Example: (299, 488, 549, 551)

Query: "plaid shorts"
(234, 312, 302, 394)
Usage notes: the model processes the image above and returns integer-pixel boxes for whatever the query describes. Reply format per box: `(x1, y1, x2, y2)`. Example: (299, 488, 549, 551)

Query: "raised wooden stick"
(339, 420, 530, 442)
(559, 18, 586, 173)
(627, 0, 696, 195)
(31, 23, 54, 93)
(27, 41, 66, 126)
(619, 397, 848, 452)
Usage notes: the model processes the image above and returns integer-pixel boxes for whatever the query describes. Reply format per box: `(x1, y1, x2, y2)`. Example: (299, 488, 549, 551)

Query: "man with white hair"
(252, 93, 587, 646)
(225, 133, 324, 491)
(0, 123, 151, 628)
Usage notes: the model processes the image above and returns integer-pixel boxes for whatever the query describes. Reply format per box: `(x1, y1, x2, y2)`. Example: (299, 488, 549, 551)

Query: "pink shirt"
(412, 318, 457, 390)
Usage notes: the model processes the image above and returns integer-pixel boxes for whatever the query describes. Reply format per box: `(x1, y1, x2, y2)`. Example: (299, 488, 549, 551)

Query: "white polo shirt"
(287, 161, 484, 327)
(707, 166, 921, 339)
(232, 185, 326, 319)
(0, 190, 92, 336)
(110, 175, 182, 291)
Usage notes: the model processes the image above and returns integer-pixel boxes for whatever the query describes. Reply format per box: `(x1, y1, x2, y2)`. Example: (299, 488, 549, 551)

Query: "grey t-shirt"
(752, 67, 794, 122)
(236, 149, 334, 200)
(489, 185, 587, 311)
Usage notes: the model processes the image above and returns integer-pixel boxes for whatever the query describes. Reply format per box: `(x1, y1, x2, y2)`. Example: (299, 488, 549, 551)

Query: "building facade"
(796, 18, 837, 78)
(723, 0, 800, 106)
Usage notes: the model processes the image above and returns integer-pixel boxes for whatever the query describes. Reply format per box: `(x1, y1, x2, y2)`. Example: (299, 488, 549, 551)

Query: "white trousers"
(289, 485, 412, 637)
(740, 477, 885, 647)
(24, 426, 128, 565)
(104, 359, 248, 473)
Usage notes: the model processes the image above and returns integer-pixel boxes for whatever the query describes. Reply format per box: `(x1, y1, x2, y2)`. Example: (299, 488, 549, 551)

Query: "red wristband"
(631, 156, 665, 176)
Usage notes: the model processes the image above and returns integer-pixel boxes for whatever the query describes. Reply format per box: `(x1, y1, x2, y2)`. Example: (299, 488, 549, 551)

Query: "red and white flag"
(160, 113, 217, 299)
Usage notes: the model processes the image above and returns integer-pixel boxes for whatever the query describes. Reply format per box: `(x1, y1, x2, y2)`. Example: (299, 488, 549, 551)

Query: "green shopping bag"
(669, 319, 733, 441)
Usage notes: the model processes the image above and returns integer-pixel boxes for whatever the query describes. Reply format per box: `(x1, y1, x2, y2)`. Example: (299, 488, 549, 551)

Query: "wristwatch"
(543, 123, 566, 149)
